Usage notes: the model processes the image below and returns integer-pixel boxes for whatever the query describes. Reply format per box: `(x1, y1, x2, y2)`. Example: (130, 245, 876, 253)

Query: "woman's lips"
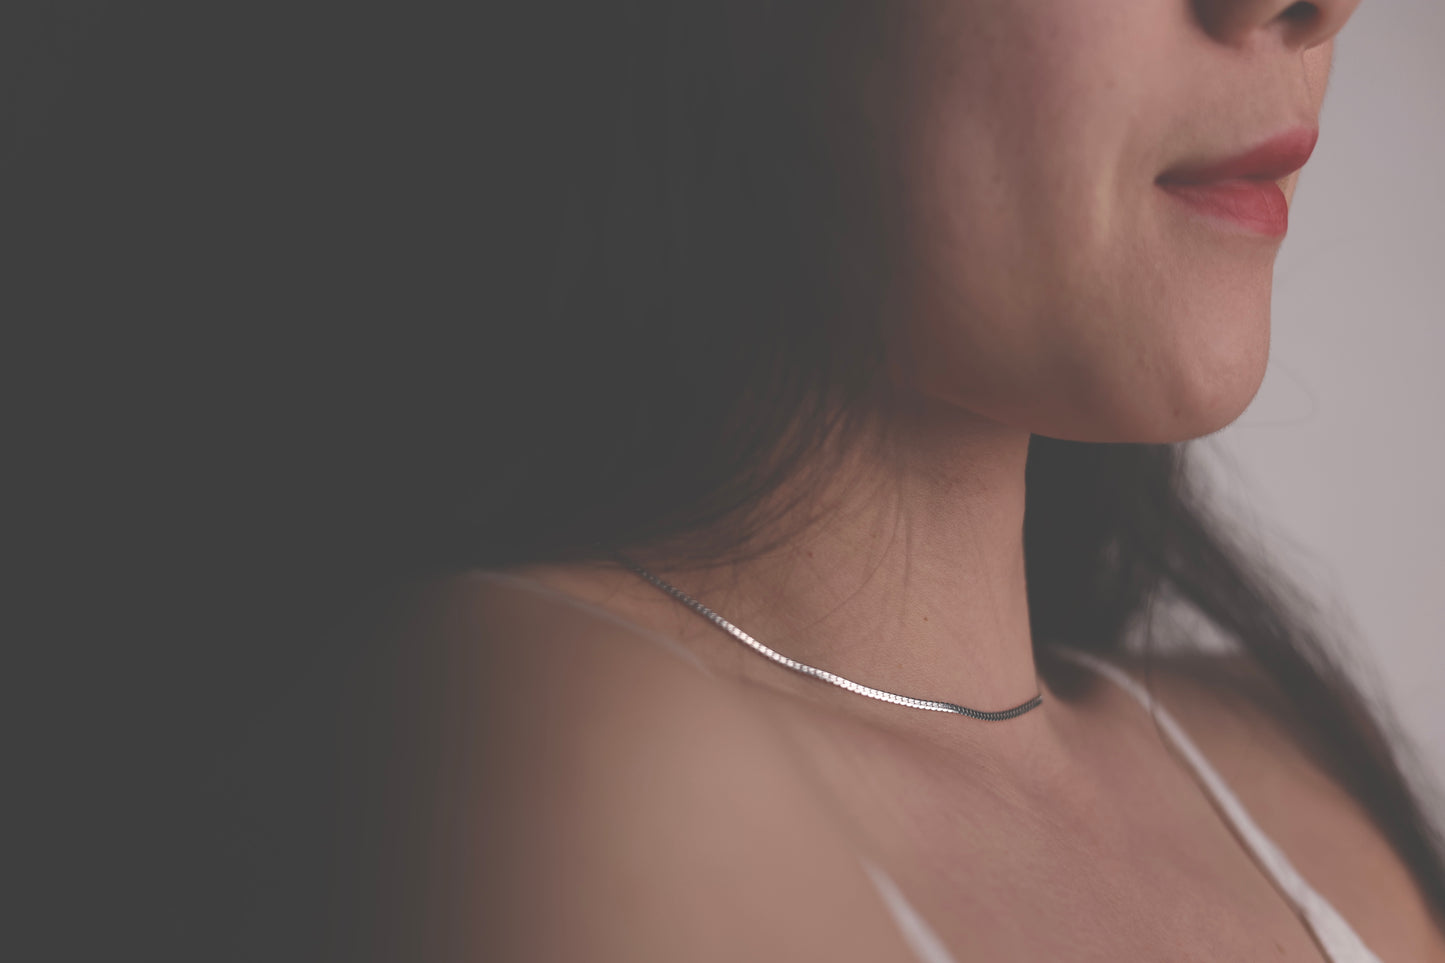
(1157, 179, 1291, 237)
(1156, 126, 1318, 238)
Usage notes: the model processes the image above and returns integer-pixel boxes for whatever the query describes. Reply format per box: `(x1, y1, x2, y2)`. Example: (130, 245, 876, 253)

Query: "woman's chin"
(1055, 367, 1269, 444)
(1082, 312, 1273, 443)
(992, 348, 1271, 444)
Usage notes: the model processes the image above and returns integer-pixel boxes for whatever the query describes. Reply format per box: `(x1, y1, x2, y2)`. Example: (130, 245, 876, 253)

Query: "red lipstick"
(1156, 127, 1318, 237)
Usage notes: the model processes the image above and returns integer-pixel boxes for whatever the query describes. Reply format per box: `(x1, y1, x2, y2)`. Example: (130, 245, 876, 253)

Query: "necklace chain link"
(618, 556, 1044, 722)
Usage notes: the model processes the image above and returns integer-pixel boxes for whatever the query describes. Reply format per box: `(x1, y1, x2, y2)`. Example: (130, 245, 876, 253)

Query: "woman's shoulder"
(392, 567, 921, 962)
(436, 567, 715, 674)
(1122, 649, 1445, 961)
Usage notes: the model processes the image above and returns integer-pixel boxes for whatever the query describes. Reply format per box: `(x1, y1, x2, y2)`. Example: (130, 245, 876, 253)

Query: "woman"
(15, 0, 1438, 960)
(435, 1, 1445, 960)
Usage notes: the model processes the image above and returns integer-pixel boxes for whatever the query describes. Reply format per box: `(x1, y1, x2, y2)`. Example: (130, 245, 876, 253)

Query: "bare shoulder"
(1127, 650, 1445, 962)
(394, 572, 917, 963)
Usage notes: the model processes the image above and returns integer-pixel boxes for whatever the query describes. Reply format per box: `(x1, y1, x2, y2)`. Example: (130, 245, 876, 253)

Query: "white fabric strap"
(1048, 646, 1383, 963)
(860, 857, 962, 963)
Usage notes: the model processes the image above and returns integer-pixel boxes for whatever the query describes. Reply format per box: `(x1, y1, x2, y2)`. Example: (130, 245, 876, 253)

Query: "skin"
(887, 0, 1345, 443)
(455, 0, 1445, 959)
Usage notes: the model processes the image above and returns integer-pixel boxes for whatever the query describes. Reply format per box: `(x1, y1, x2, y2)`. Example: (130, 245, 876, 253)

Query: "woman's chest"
(755, 693, 1333, 962)
(861, 806, 1330, 962)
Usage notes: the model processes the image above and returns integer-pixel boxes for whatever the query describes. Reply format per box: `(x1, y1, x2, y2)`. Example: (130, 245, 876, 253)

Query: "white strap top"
(473, 573, 1382, 963)
(859, 645, 1383, 963)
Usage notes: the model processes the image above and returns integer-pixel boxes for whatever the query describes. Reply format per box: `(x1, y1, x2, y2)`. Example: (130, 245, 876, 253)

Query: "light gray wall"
(1198, 0, 1445, 826)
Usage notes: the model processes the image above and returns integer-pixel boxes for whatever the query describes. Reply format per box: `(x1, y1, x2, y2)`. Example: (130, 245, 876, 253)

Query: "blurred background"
(1199, 0, 1445, 831)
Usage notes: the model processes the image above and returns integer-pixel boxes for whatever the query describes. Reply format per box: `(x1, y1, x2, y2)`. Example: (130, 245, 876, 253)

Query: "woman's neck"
(710, 409, 1034, 686)
(580, 395, 1080, 765)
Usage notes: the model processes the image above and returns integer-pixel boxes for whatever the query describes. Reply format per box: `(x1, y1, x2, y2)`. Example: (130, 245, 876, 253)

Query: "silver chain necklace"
(618, 555, 1044, 721)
